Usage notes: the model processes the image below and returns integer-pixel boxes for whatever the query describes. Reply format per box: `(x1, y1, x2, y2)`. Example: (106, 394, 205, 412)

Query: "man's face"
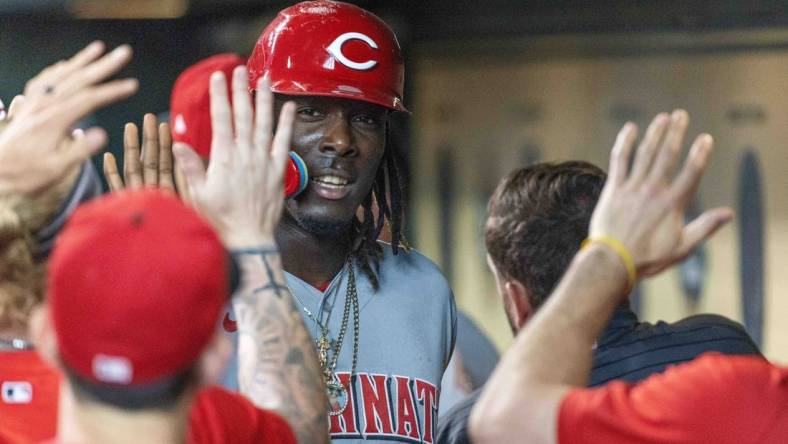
(276, 95, 388, 236)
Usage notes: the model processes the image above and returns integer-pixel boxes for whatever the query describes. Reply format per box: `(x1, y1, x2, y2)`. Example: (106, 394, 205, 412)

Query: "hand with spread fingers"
(589, 109, 733, 279)
(173, 67, 296, 247)
(103, 113, 175, 192)
(0, 41, 138, 196)
(173, 67, 329, 444)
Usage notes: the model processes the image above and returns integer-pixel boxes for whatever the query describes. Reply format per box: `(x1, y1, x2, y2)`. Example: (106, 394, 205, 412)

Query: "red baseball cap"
(48, 190, 230, 385)
(170, 53, 245, 158)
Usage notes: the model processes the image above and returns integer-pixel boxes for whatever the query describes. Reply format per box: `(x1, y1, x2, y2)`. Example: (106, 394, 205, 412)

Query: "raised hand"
(173, 66, 296, 247)
(589, 109, 733, 278)
(0, 41, 137, 195)
(174, 66, 329, 444)
(103, 113, 175, 192)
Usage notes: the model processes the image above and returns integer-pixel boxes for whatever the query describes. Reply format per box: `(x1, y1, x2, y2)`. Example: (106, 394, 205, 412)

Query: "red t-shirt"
(0, 350, 294, 444)
(34, 387, 295, 444)
(188, 386, 296, 444)
(559, 353, 788, 444)
(0, 351, 61, 444)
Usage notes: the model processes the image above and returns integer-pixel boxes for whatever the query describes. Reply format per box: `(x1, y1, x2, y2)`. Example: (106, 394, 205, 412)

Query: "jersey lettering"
(361, 373, 394, 435)
(328, 371, 439, 443)
(415, 378, 438, 443)
(394, 375, 421, 439)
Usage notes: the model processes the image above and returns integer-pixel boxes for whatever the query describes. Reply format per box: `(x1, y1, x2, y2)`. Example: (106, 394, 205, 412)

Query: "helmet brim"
(253, 79, 409, 114)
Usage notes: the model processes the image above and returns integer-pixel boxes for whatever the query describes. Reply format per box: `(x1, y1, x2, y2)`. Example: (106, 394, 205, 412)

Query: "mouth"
(310, 174, 353, 200)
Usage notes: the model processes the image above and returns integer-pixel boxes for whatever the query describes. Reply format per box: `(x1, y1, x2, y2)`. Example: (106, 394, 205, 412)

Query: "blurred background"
(1, 0, 787, 361)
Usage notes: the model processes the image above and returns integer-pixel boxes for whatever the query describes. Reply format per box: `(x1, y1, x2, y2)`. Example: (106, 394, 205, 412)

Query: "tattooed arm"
(231, 247, 328, 444)
(173, 65, 328, 443)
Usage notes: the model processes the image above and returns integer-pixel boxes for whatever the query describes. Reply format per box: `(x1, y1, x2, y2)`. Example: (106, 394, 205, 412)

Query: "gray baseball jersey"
(220, 244, 457, 444)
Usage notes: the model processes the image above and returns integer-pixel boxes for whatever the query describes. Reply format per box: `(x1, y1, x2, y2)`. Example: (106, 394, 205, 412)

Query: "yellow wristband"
(581, 236, 636, 291)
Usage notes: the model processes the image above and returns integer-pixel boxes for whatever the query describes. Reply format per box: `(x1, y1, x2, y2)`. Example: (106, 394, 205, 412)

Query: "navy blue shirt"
(435, 305, 761, 444)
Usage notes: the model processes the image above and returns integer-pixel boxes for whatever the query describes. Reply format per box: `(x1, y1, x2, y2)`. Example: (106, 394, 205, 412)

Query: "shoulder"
(633, 354, 783, 430)
(670, 353, 778, 386)
(669, 314, 761, 352)
(377, 241, 452, 292)
(560, 355, 783, 444)
(189, 386, 296, 444)
(621, 354, 776, 404)
(672, 313, 751, 334)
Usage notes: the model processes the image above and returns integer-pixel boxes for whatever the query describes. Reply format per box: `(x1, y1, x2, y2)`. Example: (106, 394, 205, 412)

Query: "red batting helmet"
(247, 0, 406, 112)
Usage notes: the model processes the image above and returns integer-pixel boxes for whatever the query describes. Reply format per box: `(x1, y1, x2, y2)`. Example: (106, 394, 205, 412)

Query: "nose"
(320, 117, 357, 157)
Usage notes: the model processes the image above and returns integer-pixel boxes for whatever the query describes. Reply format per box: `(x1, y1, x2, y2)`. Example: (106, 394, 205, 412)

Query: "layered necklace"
(293, 257, 360, 416)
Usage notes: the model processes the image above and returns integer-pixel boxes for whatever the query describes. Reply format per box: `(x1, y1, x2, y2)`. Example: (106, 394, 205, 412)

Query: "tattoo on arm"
(232, 247, 329, 444)
(232, 247, 290, 298)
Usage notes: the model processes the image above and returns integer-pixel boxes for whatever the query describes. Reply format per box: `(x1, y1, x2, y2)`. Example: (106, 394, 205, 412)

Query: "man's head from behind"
(31, 190, 235, 410)
(484, 161, 606, 333)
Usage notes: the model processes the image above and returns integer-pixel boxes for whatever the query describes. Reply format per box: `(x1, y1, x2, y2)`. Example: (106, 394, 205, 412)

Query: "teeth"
(313, 175, 348, 186)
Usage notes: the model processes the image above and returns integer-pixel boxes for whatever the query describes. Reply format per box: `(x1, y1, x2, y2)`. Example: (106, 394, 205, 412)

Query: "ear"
(503, 280, 534, 330)
(197, 330, 231, 386)
(28, 304, 59, 369)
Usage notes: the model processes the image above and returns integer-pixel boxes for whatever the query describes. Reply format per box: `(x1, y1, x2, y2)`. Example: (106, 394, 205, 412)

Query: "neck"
(58, 385, 194, 444)
(276, 214, 352, 288)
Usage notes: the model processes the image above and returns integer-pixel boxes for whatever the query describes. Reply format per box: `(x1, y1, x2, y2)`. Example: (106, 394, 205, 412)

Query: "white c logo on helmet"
(326, 32, 379, 71)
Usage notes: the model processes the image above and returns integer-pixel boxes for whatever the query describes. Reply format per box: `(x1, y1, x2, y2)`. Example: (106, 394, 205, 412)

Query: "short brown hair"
(484, 161, 606, 308)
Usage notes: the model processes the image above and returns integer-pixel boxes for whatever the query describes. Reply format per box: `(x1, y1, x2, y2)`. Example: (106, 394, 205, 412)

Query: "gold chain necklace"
(292, 257, 360, 416)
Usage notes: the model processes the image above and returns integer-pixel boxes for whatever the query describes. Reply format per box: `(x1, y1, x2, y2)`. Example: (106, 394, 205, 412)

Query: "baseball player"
(106, 3, 455, 441)
(216, 2, 457, 443)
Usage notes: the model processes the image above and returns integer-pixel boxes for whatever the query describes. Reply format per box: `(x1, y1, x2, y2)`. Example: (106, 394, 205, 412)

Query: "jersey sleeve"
(558, 354, 786, 444)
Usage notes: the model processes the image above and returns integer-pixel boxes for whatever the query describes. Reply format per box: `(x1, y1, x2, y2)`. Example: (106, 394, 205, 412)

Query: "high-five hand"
(173, 66, 296, 248)
(103, 113, 175, 192)
(589, 109, 733, 278)
(0, 42, 137, 195)
(174, 66, 329, 444)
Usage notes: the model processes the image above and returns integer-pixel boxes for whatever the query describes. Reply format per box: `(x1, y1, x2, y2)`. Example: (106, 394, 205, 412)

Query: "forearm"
(471, 245, 628, 443)
(232, 246, 328, 444)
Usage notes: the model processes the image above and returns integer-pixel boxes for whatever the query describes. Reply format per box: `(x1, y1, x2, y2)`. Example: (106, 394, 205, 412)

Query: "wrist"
(581, 236, 636, 292)
(222, 230, 276, 250)
(579, 243, 632, 295)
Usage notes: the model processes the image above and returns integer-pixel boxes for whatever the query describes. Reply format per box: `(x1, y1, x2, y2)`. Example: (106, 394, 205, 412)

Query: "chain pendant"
(317, 335, 330, 364)
(296, 257, 359, 417)
(326, 374, 349, 416)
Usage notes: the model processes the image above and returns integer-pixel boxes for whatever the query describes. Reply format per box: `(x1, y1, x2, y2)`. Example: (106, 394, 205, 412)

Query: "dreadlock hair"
(352, 124, 405, 290)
